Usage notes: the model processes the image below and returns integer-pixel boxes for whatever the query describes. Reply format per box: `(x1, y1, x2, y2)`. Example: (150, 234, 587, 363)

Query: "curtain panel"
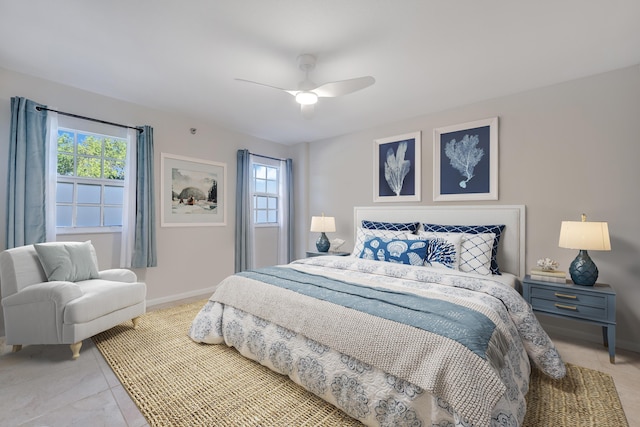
(6, 97, 48, 248)
(131, 125, 157, 268)
(235, 149, 253, 272)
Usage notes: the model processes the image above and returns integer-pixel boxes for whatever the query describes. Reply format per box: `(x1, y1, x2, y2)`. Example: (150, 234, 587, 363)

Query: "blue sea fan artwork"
(425, 238, 457, 268)
(445, 134, 484, 188)
(384, 142, 411, 196)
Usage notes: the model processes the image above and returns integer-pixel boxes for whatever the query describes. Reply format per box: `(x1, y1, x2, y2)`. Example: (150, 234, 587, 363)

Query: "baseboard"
(146, 286, 216, 308)
(541, 322, 640, 354)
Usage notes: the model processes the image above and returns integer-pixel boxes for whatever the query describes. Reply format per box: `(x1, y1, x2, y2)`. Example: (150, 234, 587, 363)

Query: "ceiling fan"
(236, 54, 375, 119)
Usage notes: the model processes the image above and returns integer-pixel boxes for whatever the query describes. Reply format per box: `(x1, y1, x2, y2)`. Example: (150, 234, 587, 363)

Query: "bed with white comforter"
(189, 255, 565, 427)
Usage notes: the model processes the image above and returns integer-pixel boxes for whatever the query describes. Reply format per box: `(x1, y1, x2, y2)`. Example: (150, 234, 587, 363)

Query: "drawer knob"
(555, 303, 578, 311)
(555, 292, 577, 299)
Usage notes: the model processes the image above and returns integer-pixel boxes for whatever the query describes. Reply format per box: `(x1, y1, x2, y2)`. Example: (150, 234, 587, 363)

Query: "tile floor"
(1, 297, 638, 427)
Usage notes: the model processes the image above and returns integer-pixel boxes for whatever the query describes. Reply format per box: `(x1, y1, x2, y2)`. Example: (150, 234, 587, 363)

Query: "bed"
(189, 205, 566, 427)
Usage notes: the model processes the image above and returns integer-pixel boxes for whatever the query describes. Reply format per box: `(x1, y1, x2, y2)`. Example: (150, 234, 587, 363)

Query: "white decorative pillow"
(352, 228, 408, 257)
(34, 240, 100, 282)
(407, 232, 462, 270)
(458, 233, 495, 276)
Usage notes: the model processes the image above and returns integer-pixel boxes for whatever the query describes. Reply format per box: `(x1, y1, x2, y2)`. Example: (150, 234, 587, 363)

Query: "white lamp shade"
(558, 221, 611, 251)
(310, 216, 336, 233)
(295, 91, 318, 105)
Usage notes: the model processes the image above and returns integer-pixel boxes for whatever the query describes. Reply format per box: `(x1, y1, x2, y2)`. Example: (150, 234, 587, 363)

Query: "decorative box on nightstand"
(305, 251, 350, 258)
(522, 275, 617, 363)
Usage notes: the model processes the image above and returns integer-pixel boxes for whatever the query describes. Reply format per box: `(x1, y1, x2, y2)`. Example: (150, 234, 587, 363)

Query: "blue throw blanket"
(239, 266, 499, 361)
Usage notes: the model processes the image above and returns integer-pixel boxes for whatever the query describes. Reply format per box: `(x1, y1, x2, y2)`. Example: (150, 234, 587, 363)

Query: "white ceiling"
(1, 1, 638, 145)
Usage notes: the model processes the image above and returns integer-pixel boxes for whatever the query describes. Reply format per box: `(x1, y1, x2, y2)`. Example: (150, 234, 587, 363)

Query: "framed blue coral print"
(373, 131, 421, 202)
(433, 117, 498, 201)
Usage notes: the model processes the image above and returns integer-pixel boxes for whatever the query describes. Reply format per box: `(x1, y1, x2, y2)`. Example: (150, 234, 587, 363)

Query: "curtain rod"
(250, 152, 288, 162)
(35, 106, 144, 133)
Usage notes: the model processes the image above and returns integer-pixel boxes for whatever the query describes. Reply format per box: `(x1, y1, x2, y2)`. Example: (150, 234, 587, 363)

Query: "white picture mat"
(160, 152, 227, 227)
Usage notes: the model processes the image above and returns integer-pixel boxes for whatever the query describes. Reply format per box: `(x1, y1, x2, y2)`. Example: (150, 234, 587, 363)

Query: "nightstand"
(305, 251, 350, 258)
(522, 275, 617, 363)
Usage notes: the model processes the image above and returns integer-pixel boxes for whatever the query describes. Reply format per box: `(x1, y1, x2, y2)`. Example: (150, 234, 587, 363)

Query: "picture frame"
(373, 131, 421, 202)
(433, 117, 498, 201)
(160, 153, 227, 227)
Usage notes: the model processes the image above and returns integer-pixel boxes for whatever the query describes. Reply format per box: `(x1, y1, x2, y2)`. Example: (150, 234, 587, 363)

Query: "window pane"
(77, 134, 103, 156)
(268, 197, 277, 209)
(77, 156, 102, 178)
(56, 205, 73, 227)
(266, 180, 277, 194)
(267, 210, 277, 223)
(266, 167, 277, 180)
(103, 207, 123, 226)
(254, 165, 266, 179)
(77, 184, 101, 204)
(256, 210, 267, 223)
(255, 178, 266, 193)
(76, 206, 101, 227)
(104, 138, 127, 160)
(255, 196, 267, 209)
(57, 131, 74, 153)
(104, 185, 124, 205)
(56, 182, 74, 203)
(57, 154, 74, 176)
(104, 159, 125, 180)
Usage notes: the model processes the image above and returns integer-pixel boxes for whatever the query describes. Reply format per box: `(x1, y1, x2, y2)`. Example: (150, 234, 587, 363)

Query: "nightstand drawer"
(530, 287, 607, 308)
(530, 297, 607, 321)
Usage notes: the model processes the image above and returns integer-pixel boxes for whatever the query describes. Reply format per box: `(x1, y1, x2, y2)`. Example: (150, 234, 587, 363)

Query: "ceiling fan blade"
(301, 104, 315, 119)
(312, 76, 375, 98)
(235, 78, 297, 96)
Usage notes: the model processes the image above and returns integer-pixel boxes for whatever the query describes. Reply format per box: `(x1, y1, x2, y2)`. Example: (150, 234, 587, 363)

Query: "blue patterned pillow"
(407, 233, 461, 270)
(421, 224, 505, 274)
(361, 220, 420, 232)
(359, 237, 428, 266)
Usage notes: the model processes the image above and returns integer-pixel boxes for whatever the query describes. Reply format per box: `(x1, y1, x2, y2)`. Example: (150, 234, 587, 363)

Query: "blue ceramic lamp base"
(569, 249, 599, 286)
(316, 232, 330, 252)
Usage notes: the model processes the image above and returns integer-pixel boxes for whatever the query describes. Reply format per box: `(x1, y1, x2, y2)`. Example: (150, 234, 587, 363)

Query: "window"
(55, 128, 128, 231)
(252, 163, 279, 224)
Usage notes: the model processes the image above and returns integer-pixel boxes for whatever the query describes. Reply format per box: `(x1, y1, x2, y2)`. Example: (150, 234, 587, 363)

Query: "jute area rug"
(93, 300, 628, 427)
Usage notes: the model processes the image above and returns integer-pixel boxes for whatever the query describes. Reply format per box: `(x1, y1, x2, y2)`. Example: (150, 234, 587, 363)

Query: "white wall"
(0, 67, 291, 316)
(300, 65, 640, 352)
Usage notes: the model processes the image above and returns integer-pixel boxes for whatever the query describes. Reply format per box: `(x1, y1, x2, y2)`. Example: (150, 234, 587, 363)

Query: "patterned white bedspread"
(189, 256, 565, 427)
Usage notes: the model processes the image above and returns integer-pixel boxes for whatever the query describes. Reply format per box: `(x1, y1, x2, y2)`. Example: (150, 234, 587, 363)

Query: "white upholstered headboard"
(354, 205, 526, 277)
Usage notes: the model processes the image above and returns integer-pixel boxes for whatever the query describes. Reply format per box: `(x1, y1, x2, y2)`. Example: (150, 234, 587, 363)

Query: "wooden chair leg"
(132, 316, 141, 329)
(12, 345, 22, 353)
(70, 342, 82, 359)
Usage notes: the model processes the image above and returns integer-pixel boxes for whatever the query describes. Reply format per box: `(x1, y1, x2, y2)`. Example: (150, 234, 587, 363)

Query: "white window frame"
(55, 127, 128, 235)
(251, 161, 280, 228)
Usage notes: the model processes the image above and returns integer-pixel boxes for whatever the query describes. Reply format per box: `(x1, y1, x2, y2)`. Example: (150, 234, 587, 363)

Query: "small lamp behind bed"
(310, 214, 336, 252)
(558, 214, 611, 286)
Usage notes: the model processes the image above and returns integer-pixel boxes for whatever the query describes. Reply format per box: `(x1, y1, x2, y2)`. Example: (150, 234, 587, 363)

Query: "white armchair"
(0, 241, 146, 359)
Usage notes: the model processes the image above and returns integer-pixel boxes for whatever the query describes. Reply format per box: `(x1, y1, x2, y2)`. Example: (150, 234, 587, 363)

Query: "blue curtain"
(235, 149, 252, 272)
(6, 97, 48, 248)
(131, 125, 157, 267)
(285, 158, 294, 263)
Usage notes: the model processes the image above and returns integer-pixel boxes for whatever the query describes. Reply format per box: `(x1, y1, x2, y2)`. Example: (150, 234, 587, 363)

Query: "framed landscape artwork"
(373, 131, 421, 202)
(160, 153, 227, 227)
(433, 117, 498, 201)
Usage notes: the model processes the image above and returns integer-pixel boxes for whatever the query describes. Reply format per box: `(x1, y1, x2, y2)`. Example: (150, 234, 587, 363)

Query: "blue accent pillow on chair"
(359, 237, 428, 266)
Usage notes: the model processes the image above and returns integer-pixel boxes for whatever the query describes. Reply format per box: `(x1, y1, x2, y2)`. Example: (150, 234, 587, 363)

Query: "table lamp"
(558, 214, 611, 286)
(310, 214, 336, 252)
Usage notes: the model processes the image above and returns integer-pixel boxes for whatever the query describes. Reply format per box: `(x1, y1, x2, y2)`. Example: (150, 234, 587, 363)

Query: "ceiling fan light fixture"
(295, 91, 318, 105)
